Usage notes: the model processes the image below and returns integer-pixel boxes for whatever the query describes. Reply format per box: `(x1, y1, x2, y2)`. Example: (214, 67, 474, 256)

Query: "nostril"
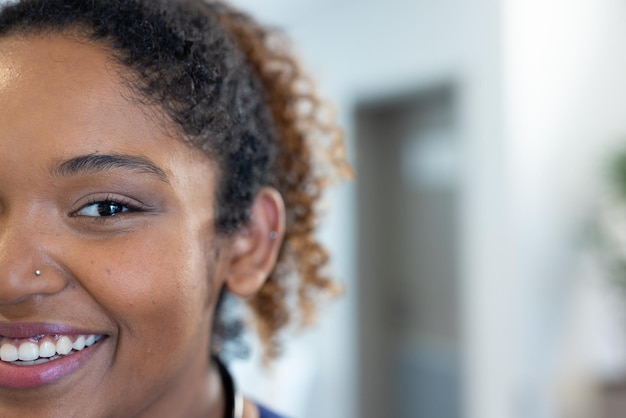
(0, 224, 68, 303)
(0, 262, 67, 305)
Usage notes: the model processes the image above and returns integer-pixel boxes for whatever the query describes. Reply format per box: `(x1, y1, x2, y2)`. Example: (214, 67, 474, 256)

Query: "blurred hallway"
(225, 1, 626, 417)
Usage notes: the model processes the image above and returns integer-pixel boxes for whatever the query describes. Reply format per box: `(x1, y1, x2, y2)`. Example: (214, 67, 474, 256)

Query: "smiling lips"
(0, 325, 107, 389)
(0, 334, 103, 365)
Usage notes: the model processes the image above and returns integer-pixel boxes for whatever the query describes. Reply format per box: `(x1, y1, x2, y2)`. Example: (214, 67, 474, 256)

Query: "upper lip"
(0, 322, 103, 339)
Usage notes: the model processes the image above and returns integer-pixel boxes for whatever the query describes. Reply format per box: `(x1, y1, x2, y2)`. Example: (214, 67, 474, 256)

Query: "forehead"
(0, 33, 124, 111)
(0, 33, 216, 194)
(0, 34, 179, 161)
(0, 33, 150, 139)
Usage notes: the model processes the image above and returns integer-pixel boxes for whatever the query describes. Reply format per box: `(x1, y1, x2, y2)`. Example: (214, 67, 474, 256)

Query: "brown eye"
(76, 201, 130, 217)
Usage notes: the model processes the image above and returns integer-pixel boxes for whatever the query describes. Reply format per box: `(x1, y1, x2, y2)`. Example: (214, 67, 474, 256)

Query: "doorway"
(356, 84, 462, 418)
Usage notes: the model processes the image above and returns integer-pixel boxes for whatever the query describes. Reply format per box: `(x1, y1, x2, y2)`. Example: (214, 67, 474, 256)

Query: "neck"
(131, 357, 225, 418)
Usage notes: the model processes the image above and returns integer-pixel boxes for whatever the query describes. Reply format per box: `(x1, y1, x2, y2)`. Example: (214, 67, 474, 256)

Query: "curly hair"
(0, 0, 350, 360)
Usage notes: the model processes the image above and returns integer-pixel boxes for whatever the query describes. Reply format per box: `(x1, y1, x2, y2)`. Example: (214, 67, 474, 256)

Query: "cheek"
(66, 223, 214, 345)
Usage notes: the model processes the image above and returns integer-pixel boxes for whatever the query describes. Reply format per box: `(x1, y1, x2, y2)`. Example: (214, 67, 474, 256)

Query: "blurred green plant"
(608, 150, 626, 199)
(595, 148, 626, 290)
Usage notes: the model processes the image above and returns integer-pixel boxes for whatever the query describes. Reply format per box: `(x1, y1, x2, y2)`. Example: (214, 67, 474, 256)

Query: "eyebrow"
(52, 153, 170, 183)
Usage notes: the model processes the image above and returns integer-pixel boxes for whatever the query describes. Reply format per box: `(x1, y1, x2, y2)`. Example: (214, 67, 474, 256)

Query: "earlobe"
(225, 187, 286, 298)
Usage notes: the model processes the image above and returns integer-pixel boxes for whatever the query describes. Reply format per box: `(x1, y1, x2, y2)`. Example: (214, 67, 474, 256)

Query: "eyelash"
(73, 194, 145, 218)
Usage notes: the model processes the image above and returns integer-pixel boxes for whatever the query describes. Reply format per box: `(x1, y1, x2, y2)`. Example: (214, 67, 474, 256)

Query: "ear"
(225, 187, 286, 298)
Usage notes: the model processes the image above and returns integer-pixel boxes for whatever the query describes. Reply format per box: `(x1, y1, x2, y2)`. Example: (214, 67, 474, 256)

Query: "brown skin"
(0, 34, 283, 418)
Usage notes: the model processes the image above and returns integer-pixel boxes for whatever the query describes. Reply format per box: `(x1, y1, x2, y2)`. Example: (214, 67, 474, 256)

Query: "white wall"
(503, 0, 626, 417)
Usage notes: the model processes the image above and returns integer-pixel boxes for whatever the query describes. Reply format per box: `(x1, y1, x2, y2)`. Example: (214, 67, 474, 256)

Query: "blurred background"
(228, 0, 626, 417)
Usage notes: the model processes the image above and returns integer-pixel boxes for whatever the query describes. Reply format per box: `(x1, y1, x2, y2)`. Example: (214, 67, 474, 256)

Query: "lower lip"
(0, 339, 105, 389)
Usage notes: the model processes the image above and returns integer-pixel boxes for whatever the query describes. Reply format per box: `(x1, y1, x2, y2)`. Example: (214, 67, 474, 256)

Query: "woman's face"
(0, 35, 228, 416)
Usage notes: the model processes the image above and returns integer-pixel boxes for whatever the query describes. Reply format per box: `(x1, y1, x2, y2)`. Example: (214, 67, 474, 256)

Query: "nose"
(0, 214, 67, 305)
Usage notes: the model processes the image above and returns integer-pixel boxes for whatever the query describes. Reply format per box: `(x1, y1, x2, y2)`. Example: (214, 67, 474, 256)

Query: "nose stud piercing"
(269, 231, 278, 240)
(35, 270, 41, 277)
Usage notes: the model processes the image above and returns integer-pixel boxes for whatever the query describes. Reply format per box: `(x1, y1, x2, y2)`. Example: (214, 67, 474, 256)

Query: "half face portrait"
(0, 1, 348, 417)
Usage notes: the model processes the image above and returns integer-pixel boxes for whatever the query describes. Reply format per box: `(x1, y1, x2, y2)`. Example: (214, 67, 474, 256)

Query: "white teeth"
(85, 335, 96, 347)
(0, 344, 18, 362)
(72, 335, 85, 351)
(39, 341, 56, 358)
(18, 342, 39, 361)
(55, 336, 72, 355)
(0, 334, 103, 364)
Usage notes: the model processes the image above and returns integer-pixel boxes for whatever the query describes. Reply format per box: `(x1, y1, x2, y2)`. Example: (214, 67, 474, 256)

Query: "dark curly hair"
(0, 0, 350, 360)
